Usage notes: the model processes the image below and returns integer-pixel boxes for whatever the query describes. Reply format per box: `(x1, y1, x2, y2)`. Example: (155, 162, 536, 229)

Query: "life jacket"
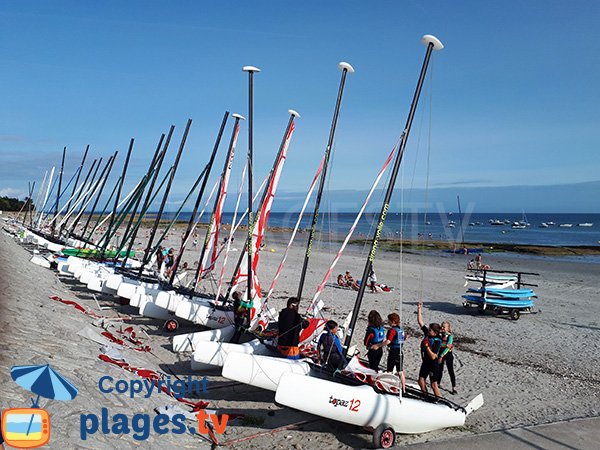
(389, 326, 405, 349)
(366, 325, 385, 345)
(441, 332, 453, 352)
(421, 335, 442, 360)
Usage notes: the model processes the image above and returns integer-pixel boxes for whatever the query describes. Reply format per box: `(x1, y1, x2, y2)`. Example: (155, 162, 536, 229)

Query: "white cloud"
(0, 187, 26, 198)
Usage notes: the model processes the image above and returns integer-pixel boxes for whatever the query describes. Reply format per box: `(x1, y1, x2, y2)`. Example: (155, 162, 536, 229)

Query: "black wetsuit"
(418, 325, 442, 382)
(364, 325, 385, 370)
(318, 330, 347, 371)
(277, 308, 307, 347)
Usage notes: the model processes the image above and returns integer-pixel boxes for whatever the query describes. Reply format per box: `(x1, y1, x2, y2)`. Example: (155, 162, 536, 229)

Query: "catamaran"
(217, 35, 483, 448)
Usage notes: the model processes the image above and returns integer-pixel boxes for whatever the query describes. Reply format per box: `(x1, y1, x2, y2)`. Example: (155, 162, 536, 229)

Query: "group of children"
(364, 310, 407, 391)
(156, 245, 176, 277)
(364, 304, 457, 397)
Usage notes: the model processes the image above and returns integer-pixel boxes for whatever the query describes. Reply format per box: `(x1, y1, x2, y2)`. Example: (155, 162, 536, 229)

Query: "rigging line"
(215, 161, 247, 301)
(420, 61, 434, 300)
(263, 156, 325, 304)
(307, 141, 398, 317)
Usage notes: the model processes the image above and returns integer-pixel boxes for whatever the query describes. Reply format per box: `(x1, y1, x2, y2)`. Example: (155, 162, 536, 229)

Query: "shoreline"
(8, 210, 599, 258)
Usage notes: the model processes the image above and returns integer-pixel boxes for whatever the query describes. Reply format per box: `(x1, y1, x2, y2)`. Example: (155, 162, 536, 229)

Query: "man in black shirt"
(277, 297, 309, 359)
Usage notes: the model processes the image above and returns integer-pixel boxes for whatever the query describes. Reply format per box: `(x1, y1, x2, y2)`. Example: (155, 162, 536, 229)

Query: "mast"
(60, 145, 89, 238)
(225, 110, 299, 301)
(116, 136, 164, 260)
(52, 147, 67, 236)
(169, 112, 229, 285)
(243, 65, 260, 304)
(192, 113, 243, 288)
(101, 140, 134, 256)
(120, 133, 167, 268)
(343, 35, 444, 356)
(32, 170, 47, 227)
(139, 121, 190, 272)
(28, 181, 36, 228)
(76, 155, 115, 241)
(296, 62, 354, 302)
(38, 166, 55, 228)
(67, 157, 102, 238)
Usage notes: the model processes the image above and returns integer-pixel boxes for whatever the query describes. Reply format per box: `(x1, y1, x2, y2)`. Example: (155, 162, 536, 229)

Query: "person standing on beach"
(157, 245, 165, 270)
(230, 291, 247, 344)
(417, 302, 442, 397)
(277, 297, 309, 359)
(364, 310, 385, 370)
(371, 312, 406, 392)
(438, 320, 457, 394)
(368, 267, 377, 293)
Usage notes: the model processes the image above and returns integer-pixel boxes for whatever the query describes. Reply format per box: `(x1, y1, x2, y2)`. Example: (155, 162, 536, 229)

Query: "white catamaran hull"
(275, 372, 483, 434)
(174, 300, 234, 328)
(191, 340, 272, 371)
(172, 326, 236, 353)
(222, 352, 311, 392)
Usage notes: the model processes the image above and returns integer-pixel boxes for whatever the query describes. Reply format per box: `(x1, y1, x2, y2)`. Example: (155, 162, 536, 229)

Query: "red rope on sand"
(98, 354, 209, 411)
(100, 331, 151, 352)
(49, 295, 131, 320)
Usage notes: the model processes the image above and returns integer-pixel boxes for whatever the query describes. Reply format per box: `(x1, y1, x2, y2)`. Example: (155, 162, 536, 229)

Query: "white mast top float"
(338, 62, 355, 73)
(288, 109, 301, 118)
(242, 66, 261, 72)
(421, 35, 444, 50)
(232, 113, 246, 120)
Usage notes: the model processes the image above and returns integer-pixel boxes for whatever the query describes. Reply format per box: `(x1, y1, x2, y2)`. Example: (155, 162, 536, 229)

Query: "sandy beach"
(1, 217, 599, 449)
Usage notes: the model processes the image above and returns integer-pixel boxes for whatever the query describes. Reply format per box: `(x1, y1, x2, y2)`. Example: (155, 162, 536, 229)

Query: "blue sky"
(1, 1, 599, 212)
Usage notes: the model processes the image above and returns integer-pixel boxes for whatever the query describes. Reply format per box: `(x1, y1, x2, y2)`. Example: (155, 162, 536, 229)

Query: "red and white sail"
(264, 155, 325, 305)
(306, 143, 397, 317)
(231, 120, 296, 318)
(196, 120, 241, 285)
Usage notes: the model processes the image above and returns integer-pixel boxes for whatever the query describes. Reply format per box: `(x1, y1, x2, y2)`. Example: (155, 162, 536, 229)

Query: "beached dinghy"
(172, 326, 236, 353)
(466, 287, 536, 298)
(462, 294, 534, 320)
(191, 340, 273, 371)
(222, 352, 311, 391)
(174, 299, 235, 328)
(30, 252, 53, 268)
(276, 372, 483, 442)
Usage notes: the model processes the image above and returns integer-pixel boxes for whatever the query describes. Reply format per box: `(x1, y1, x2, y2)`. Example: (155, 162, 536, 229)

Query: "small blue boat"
(467, 288, 536, 299)
(461, 295, 534, 320)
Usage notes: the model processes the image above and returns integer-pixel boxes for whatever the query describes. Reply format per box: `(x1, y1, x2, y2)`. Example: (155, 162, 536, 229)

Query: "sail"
(306, 143, 396, 316)
(265, 155, 325, 303)
(197, 120, 241, 282)
(231, 120, 296, 309)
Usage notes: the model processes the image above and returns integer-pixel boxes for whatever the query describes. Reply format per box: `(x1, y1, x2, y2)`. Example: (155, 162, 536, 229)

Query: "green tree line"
(0, 196, 29, 211)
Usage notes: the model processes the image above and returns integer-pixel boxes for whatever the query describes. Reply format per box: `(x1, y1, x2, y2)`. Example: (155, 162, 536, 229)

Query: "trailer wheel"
(164, 319, 179, 332)
(477, 305, 485, 315)
(373, 423, 395, 449)
(462, 302, 469, 308)
(509, 309, 520, 321)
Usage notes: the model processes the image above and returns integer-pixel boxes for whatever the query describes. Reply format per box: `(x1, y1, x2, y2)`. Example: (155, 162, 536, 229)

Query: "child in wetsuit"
(364, 310, 385, 370)
(318, 320, 348, 371)
(371, 312, 406, 392)
(417, 302, 442, 397)
(439, 320, 457, 394)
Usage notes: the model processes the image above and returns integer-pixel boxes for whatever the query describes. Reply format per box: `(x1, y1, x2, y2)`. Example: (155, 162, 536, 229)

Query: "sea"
(158, 211, 600, 248)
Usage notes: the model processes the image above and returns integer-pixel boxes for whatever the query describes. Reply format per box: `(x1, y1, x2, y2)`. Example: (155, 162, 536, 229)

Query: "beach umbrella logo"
(1, 364, 78, 448)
